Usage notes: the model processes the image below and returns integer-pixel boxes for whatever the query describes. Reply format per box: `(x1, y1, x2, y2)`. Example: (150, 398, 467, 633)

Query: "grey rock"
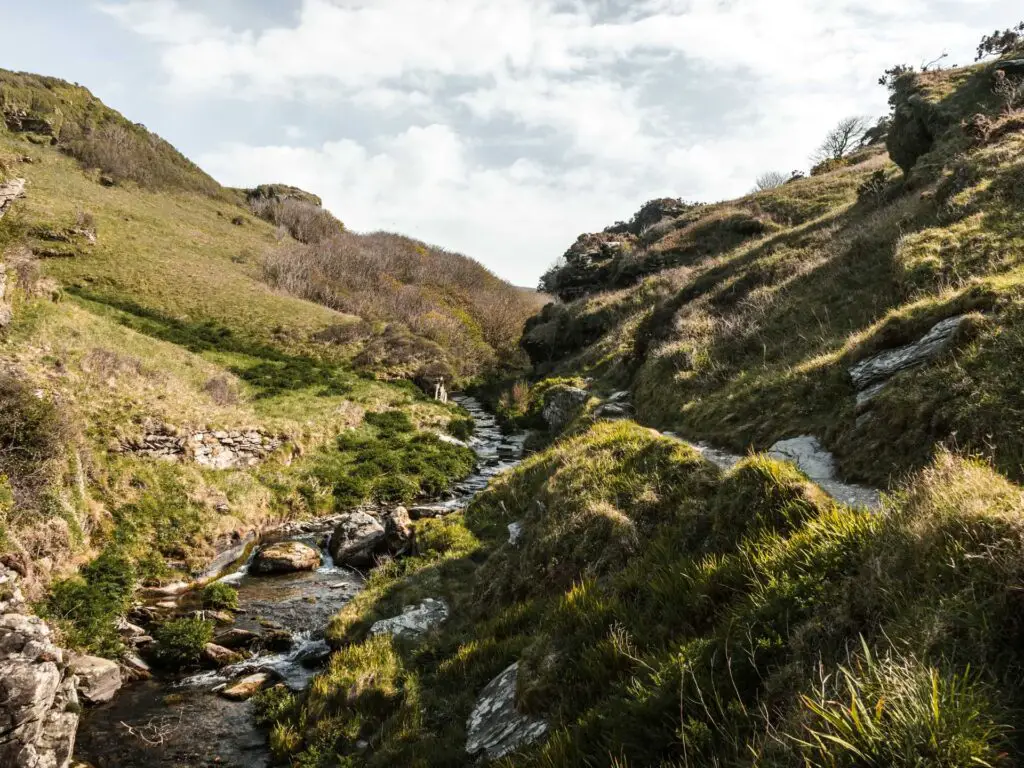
(213, 629, 261, 650)
(465, 662, 548, 760)
(595, 402, 631, 420)
(329, 512, 386, 567)
(849, 316, 966, 392)
(541, 386, 589, 432)
(508, 522, 524, 547)
(68, 653, 123, 704)
(384, 507, 414, 556)
(251, 541, 321, 575)
(370, 598, 450, 640)
(0, 178, 27, 220)
(202, 643, 243, 668)
(0, 584, 79, 768)
(221, 672, 272, 701)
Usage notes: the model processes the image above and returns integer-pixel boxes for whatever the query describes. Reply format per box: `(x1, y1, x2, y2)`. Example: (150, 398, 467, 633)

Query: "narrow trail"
(74, 396, 526, 768)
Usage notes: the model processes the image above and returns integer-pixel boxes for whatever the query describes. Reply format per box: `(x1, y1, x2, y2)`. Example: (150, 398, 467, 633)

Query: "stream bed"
(74, 396, 524, 768)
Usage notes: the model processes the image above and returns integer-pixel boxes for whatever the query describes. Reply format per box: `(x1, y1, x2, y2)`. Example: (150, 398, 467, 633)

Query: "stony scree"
(0, 566, 79, 768)
(848, 315, 967, 405)
(0, 177, 27, 219)
(465, 662, 549, 760)
(369, 598, 450, 640)
(120, 423, 285, 469)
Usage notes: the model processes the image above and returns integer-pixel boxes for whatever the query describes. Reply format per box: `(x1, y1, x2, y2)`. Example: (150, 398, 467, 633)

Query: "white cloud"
(99, 0, 1024, 283)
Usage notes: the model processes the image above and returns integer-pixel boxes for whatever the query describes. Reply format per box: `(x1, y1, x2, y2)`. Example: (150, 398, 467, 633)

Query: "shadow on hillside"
(66, 288, 355, 398)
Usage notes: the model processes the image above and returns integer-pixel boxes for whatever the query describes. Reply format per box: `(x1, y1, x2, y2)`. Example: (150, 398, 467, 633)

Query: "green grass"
(271, 422, 1024, 767)
(521, 59, 1024, 489)
(152, 617, 215, 669)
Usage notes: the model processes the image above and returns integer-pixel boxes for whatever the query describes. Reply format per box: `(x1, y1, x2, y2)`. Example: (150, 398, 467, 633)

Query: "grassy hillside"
(0, 68, 533, 659)
(263, 33, 1024, 768)
(522, 53, 1024, 489)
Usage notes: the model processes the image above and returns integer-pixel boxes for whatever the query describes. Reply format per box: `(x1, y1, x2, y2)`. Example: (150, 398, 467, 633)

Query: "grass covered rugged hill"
(523, 54, 1024, 489)
(259, 34, 1024, 768)
(0, 68, 536, 651)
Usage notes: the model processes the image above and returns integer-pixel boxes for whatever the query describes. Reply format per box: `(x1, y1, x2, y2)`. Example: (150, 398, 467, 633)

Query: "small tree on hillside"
(753, 171, 788, 192)
(812, 116, 870, 163)
(976, 22, 1024, 61)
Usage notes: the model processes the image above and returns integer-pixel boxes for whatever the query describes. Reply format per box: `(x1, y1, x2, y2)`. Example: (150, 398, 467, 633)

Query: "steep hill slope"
(523, 56, 1024, 489)
(263, 43, 1024, 768)
(0, 69, 534, 619)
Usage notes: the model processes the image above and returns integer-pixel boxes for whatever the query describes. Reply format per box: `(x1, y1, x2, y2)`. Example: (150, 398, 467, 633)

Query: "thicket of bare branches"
(753, 171, 789, 192)
(263, 231, 545, 376)
(248, 197, 343, 245)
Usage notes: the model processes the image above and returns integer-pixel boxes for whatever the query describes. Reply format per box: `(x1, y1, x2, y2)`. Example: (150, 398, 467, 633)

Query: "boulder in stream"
(69, 653, 123, 705)
(221, 672, 273, 701)
(251, 541, 322, 575)
(202, 643, 244, 668)
(213, 628, 261, 650)
(329, 512, 386, 567)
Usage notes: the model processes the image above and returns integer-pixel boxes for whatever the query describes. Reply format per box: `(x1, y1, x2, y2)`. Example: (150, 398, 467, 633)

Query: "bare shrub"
(5, 244, 40, 294)
(249, 197, 342, 245)
(812, 116, 870, 163)
(753, 171, 789, 192)
(83, 348, 144, 380)
(203, 376, 238, 406)
(263, 230, 542, 376)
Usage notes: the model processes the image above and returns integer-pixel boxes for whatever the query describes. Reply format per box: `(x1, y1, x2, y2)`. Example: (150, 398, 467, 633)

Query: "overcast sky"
(4, 1, 1020, 285)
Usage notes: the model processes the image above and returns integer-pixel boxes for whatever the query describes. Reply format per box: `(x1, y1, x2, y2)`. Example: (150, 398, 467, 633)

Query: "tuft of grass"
(152, 617, 215, 669)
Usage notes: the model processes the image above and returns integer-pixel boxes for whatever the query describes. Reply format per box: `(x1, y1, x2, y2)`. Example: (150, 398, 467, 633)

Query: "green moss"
(201, 581, 239, 611)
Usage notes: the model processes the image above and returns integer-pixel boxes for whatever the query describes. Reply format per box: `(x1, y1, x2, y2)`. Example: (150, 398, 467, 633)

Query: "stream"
(74, 396, 525, 768)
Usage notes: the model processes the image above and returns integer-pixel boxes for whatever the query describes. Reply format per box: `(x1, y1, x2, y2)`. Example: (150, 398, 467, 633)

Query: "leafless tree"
(812, 117, 870, 163)
(753, 171, 789, 192)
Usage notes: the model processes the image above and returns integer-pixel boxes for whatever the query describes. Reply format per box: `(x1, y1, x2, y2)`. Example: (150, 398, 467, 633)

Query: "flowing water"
(75, 396, 524, 768)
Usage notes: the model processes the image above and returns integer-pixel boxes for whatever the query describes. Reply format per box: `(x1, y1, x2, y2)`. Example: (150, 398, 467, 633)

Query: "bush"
(153, 617, 214, 669)
(446, 415, 475, 441)
(201, 582, 239, 611)
(372, 475, 419, 504)
(364, 410, 414, 438)
(0, 370, 67, 498)
(44, 549, 136, 657)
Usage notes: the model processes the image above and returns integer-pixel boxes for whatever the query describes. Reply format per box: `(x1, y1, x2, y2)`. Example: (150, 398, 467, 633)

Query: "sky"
(3, 1, 1021, 286)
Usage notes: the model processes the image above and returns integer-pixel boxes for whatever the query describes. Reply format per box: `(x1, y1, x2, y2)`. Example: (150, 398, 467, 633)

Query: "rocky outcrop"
(67, 654, 122, 705)
(507, 522, 524, 547)
(542, 386, 589, 432)
(465, 663, 549, 760)
(0, 178, 27, 219)
(120, 423, 285, 469)
(250, 542, 321, 575)
(849, 316, 967, 405)
(370, 599, 449, 640)
(605, 197, 695, 237)
(0, 566, 79, 768)
(328, 512, 387, 567)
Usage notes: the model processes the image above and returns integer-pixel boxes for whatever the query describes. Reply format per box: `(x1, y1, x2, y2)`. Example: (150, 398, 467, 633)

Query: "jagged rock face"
(848, 316, 966, 404)
(604, 197, 694, 237)
(0, 567, 79, 768)
(0, 178, 27, 219)
(465, 663, 548, 760)
(370, 598, 450, 640)
(542, 386, 589, 432)
(2, 111, 54, 135)
(251, 541, 322, 575)
(544, 232, 639, 301)
(120, 423, 284, 469)
(328, 512, 386, 567)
